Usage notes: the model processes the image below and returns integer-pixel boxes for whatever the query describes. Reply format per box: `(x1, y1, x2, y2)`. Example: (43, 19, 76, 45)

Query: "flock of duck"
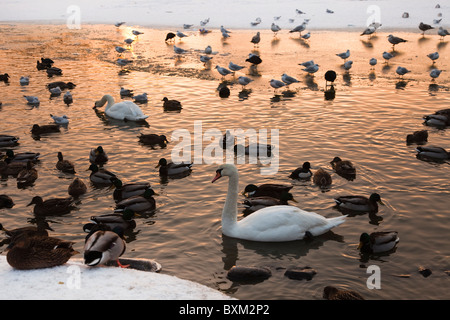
(0, 12, 449, 300)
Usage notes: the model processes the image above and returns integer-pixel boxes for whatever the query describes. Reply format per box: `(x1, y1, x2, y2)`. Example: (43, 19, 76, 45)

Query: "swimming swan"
(94, 94, 149, 121)
(211, 164, 346, 242)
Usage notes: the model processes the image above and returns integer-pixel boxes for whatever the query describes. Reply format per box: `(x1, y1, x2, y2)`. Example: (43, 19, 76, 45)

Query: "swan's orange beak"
(211, 172, 222, 183)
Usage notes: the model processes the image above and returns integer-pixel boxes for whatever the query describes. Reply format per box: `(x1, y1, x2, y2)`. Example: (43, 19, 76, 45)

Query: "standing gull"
(220, 26, 231, 34)
(382, 51, 394, 63)
(251, 32, 261, 47)
(419, 22, 434, 35)
(369, 58, 377, 69)
(124, 38, 134, 46)
(396, 66, 410, 78)
(238, 76, 253, 89)
(269, 79, 286, 92)
(301, 32, 311, 40)
(132, 30, 144, 37)
(427, 52, 439, 64)
(173, 46, 187, 55)
(200, 55, 213, 66)
(281, 73, 300, 88)
(271, 23, 281, 36)
(361, 26, 376, 38)
(228, 62, 245, 73)
(115, 22, 126, 28)
(343, 60, 353, 72)
(215, 65, 233, 79)
(299, 60, 314, 68)
(430, 69, 442, 80)
(176, 30, 188, 40)
(289, 22, 307, 36)
(388, 34, 407, 50)
(303, 64, 319, 75)
(336, 49, 350, 61)
(438, 27, 450, 40)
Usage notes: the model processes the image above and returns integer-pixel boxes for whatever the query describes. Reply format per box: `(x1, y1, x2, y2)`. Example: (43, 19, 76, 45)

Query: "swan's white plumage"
(213, 164, 346, 242)
(95, 94, 148, 121)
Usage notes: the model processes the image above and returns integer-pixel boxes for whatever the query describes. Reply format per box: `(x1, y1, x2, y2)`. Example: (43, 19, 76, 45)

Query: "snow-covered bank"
(0, 256, 234, 300)
(0, 0, 447, 31)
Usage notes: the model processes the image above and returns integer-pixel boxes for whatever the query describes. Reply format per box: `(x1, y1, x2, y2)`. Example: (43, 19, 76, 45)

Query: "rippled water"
(0, 24, 449, 300)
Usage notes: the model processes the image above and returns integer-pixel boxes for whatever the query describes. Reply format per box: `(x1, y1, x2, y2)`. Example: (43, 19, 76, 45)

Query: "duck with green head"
(88, 163, 117, 185)
(84, 208, 138, 233)
(83, 227, 128, 268)
(156, 158, 192, 177)
(242, 183, 293, 199)
(334, 193, 384, 213)
(114, 188, 157, 213)
(111, 177, 151, 202)
(243, 192, 297, 213)
(89, 146, 108, 165)
(358, 231, 399, 254)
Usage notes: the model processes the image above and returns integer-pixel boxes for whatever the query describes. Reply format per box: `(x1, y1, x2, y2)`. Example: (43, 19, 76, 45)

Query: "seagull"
(115, 22, 126, 27)
(222, 31, 231, 39)
(251, 17, 262, 26)
(296, 9, 306, 15)
(246, 53, 262, 65)
(117, 58, 132, 68)
(200, 18, 210, 26)
(269, 79, 286, 92)
(200, 55, 213, 66)
(326, 9, 334, 14)
(336, 49, 350, 61)
(132, 30, 144, 36)
(124, 38, 134, 46)
(176, 30, 188, 39)
(115, 46, 128, 54)
(271, 23, 281, 36)
(120, 87, 133, 97)
(388, 34, 407, 49)
(396, 66, 411, 78)
(251, 32, 261, 47)
(382, 51, 394, 63)
(215, 65, 233, 78)
(430, 69, 442, 80)
(228, 62, 245, 73)
(133, 93, 148, 103)
(361, 26, 376, 37)
(438, 27, 450, 40)
(419, 22, 434, 35)
(427, 52, 439, 64)
(238, 76, 253, 89)
(173, 46, 187, 55)
(301, 32, 311, 40)
(183, 24, 193, 29)
(343, 60, 353, 71)
(24, 96, 40, 105)
(434, 18, 442, 24)
(281, 73, 300, 87)
(289, 22, 307, 36)
(369, 58, 377, 68)
(299, 60, 314, 68)
(220, 26, 231, 34)
(50, 114, 69, 125)
(303, 64, 319, 75)
(49, 86, 62, 96)
(63, 91, 73, 104)
(19, 76, 30, 86)
(204, 45, 213, 54)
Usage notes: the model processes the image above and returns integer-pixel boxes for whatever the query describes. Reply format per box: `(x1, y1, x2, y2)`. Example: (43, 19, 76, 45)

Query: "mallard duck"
(358, 231, 399, 254)
(313, 168, 332, 187)
(138, 133, 169, 148)
(6, 235, 78, 270)
(289, 162, 312, 179)
(68, 177, 87, 197)
(323, 286, 365, 300)
(85, 208, 138, 233)
(83, 229, 128, 267)
(423, 114, 449, 127)
(114, 188, 157, 213)
(0, 73, 10, 82)
(330, 157, 356, 176)
(162, 97, 182, 110)
(0, 195, 14, 209)
(89, 146, 108, 165)
(416, 146, 449, 160)
(56, 152, 75, 174)
(406, 130, 428, 145)
(243, 192, 297, 213)
(334, 193, 384, 213)
(88, 164, 117, 185)
(27, 196, 75, 216)
(111, 178, 151, 202)
(0, 135, 19, 147)
(16, 160, 38, 187)
(47, 81, 76, 90)
(46, 67, 62, 76)
(0, 220, 53, 241)
(243, 183, 293, 199)
(156, 158, 192, 176)
(31, 124, 60, 135)
(0, 158, 29, 177)
(5, 149, 40, 163)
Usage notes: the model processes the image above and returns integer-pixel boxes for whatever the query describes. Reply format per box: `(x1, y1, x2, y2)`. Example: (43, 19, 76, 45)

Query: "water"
(0, 24, 449, 300)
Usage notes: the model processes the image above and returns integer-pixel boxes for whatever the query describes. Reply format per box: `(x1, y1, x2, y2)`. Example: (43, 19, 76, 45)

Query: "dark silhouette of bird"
(324, 70, 337, 87)
(419, 22, 434, 35)
(165, 32, 176, 42)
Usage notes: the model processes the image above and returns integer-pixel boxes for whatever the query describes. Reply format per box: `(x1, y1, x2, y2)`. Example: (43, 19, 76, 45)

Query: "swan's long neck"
(101, 95, 115, 111)
(222, 170, 239, 231)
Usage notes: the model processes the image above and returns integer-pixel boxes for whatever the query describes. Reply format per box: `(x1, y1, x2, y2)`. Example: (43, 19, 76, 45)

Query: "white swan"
(211, 164, 347, 242)
(94, 94, 149, 121)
